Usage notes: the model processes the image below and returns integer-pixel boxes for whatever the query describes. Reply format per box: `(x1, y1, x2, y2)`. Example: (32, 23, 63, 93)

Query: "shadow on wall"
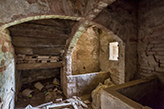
(71, 24, 125, 85)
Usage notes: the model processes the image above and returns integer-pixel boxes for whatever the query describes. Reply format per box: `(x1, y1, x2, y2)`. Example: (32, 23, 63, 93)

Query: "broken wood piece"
(46, 103, 72, 109)
(17, 54, 25, 59)
(72, 96, 88, 108)
(84, 100, 91, 104)
(57, 90, 62, 94)
(38, 56, 49, 59)
(50, 60, 58, 62)
(53, 88, 58, 92)
(16, 62, 63, 70)
(36, 101, 53, 108)
(25, 56, 32, 60)
(72, 102, 78, 109)
(50, 56, 59, 59)
(41, 60, 47, 63)
(55, 98, 62, 103)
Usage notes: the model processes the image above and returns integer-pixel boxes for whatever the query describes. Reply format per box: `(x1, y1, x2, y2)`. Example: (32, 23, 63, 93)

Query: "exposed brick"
(0, 59, 5, 66)
(1, 46, 7, 53)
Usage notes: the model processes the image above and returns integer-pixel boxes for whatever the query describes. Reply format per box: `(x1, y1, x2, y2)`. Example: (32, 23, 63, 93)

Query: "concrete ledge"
(65, 72, 110, 98)
(101, 76, 157, 109)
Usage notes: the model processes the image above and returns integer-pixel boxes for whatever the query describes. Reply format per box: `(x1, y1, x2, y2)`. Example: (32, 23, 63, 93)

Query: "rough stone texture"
(21, 68, 60, 84)
(71, 25, 125, 84)
(0, 29, 15, 109)
(8, 19, 76, 56)
(117, 78, 164, 109)
(99, 30, 125, 84)
(101, 77, 156, 109)
(138, 0, 164, 78)
(71, 26, 100, 75)
(66, 72, 110, 97)
(0, 0, 116, 108)
(0, 0, 100, 25)
(91, 78, 115, 109)
(93, 0, 138, 82)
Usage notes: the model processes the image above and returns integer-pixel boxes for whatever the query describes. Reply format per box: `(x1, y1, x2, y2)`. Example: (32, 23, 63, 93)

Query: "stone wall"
(66, 72, 110, 97)
(138, 0, 164, 78)
(0, 29, 15, 109)
(71, 26, 100, 75)
(0, 0, 99, 25)
(93, 0, 138, 82)
(20, 68, 60, 84)
(99, 30, 125, 84)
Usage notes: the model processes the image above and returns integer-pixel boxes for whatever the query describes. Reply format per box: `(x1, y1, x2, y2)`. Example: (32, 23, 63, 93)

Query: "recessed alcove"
(7, 18, 77, 108)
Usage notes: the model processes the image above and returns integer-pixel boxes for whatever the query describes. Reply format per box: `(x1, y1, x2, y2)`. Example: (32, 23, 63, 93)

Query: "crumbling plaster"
(0, 0, 116, 108)
(138, 0, 164, 79)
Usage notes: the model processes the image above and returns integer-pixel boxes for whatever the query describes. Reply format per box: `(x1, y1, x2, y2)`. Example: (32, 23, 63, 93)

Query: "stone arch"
(90, 21, 125, 84)
(0, 15, 82, 29)
(64, 21, 125, 92)
(0, 14, 81, 108)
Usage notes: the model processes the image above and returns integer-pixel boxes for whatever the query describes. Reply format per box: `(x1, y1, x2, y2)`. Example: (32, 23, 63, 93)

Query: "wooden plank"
(15, 47, 64, 55)
(16, 62, 62, 70)
(9, 29, 69, 38)
(12, 37, 66, 48)
(33, 48, 64, 55)
(9, 23, 70, 31)
(15, 47, 33, 55)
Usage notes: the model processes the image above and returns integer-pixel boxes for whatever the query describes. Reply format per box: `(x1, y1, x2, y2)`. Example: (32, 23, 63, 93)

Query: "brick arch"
(0, 15, 82, 29)
(0, 1, 117, 107)
(64, 21, 125, 79)
(90, 21, 125, 84)
(62, 21, 125, 98)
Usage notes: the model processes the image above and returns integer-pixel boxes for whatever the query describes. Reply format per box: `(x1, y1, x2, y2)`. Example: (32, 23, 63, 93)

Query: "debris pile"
(25, 96, 89, 109)
(16, 78, 65, 108)
(16, 78, 90, 109)
(91, 78, 115, 109)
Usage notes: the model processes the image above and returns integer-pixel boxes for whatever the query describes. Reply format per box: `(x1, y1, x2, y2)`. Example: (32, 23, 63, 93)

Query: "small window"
(109, 42, 119, 61)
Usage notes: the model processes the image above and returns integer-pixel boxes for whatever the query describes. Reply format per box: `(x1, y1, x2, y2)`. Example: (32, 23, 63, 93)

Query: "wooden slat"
(15, 47, 33, 55)
(9, 29, 69, 38)
(12, 37, 66, 48)
(33, 48, 63, 55)
(16, 62, 62, 70)
(11, 35, 69, 40)
(15, 47, 64, 55)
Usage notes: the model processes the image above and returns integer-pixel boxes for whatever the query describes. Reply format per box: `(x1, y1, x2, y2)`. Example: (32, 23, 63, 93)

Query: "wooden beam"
(16, 62, 63, 70)
(15, 47, 64, 55)
(12, 37, 66, 48)
(15, 47, 33, 55)
(11, 35, 69, 40)
(33, 48, 63, 55)
(9, 29, 69, 38)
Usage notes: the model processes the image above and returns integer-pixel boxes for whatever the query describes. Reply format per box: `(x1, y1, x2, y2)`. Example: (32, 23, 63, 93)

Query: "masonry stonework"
(0, 29, 15, 109)
(138, 0, 164, 78)
(93, 0, 138, 82)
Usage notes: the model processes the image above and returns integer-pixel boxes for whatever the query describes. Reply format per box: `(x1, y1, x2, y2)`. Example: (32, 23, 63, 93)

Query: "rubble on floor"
(15, 78, 91, 109)
(91, 77, 115, 109)
(15, 78, 66, 108)
(25, 96, 89, 109)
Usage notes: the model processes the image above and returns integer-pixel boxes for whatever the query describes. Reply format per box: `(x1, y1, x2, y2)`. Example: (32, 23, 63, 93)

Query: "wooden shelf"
(16, 62, 62, 70)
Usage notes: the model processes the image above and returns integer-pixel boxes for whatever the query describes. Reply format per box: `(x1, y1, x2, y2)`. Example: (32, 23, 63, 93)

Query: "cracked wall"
(0, 29, 15, 109)
(71, 26, 100, 75)
(93, 0, 138, 82)
(138, 0, 164, 78)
